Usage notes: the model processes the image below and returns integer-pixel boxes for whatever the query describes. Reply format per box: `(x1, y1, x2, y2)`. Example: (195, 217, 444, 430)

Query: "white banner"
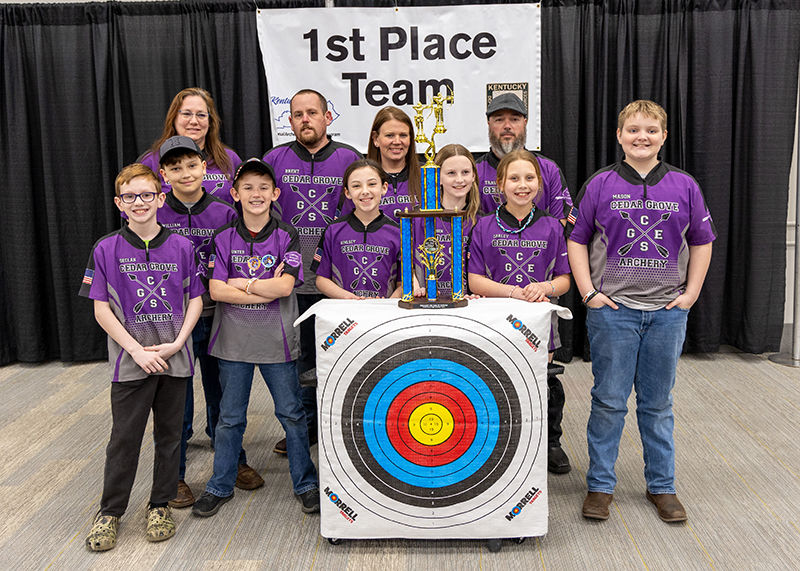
(297, 298, 571, 540)
(256, 5, 541, 153)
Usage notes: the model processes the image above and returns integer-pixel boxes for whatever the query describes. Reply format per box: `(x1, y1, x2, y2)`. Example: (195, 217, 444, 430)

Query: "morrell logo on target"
(507, 314, 541, 351)
(504, 485, 542, 521)
(323, 487, 358, 522)
(320, 318, 357, 352)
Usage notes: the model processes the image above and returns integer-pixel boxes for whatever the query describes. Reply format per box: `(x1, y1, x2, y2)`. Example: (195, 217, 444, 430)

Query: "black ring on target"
(341, 335, 521, 508)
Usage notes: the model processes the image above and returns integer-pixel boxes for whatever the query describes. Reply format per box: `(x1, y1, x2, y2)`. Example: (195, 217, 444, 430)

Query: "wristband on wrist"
(245, 278, 257, 294)
(582, 289, 600, 305)
(548, 281, 556, 297)
(508, 285, 518, 298)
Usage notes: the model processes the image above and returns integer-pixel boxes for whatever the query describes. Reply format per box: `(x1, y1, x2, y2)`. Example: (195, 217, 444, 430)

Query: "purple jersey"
(477, 150, 575, 220)
(158, 191, 237, 316)
(311, 212, 401, 298)
(412, 216, 475, 299)
(207, 217, 304, 363)
(468, 206, 570, 286)
(569, 159, 717, 310)
(263, 138, 361, 295)
(139, 148, 242, 205)
(79, 225, 204, 382)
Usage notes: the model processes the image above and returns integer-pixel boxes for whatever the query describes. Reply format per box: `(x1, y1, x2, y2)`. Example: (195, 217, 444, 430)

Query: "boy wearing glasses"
(79, 163, 204, 551)
(156, 137, 254, 509)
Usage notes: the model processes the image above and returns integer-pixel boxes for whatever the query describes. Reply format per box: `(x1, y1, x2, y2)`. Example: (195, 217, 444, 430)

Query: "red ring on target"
(385, 381, 477, 467)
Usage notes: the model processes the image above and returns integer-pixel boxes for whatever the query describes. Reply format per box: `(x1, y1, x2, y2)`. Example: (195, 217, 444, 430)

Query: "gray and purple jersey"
(412, 216, 475, 299)
(207, 217, 304, 364)
(79, 225, 204, 382)
(569, 159, 717, 310)
(159, 191, 237, 280)
(159, 191, 237, 316)
(476, 150, 575, 221)
(138, 148, 242, 206)
(312, 212, 401, 298)
(263, 138, 361, 295)
(468, 206, 570, 286)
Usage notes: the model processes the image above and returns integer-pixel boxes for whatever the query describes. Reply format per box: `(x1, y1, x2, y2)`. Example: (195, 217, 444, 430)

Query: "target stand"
(296, 299, 571, 546)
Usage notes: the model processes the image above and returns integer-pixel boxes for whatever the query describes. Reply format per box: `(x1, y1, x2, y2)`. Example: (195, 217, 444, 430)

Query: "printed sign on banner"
(256, 5, 541, 153)
(296, 298, 571, 540)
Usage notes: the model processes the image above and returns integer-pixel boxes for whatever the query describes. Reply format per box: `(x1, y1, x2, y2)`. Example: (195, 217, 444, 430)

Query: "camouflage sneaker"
(146, 506, 176, 542)
(85, 513, 119, 551)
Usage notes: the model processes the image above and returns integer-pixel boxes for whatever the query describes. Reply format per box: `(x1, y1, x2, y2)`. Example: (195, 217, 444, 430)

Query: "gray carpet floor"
(1, 350, 799, 570)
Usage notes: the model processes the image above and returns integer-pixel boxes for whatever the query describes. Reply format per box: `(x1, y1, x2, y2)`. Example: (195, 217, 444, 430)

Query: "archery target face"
(319, 313, 545, 531)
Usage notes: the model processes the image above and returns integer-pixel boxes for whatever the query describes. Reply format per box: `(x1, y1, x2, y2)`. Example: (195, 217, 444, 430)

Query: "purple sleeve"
(311, 227, 333, 279)
(80, 243, 109, 301)
(210, 232, 231, 283)
(567, 182, 598, 245)
(539, 159, 573, 219)
(282, 230, 305, 288)
(467, 220, 487, 276)
(552, 228, 571, 276)
(686, 182, 717, 246)
(188, 247, 206, 299)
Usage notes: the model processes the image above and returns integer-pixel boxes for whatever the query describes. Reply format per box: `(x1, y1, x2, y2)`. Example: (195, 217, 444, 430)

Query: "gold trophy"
(399, 89, 467, 309)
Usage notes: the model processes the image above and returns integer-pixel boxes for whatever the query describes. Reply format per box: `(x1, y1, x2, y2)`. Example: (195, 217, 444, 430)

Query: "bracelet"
(245, 278, 257, 294)
(508, 285, 518, 298)
(548, 281, 556, 297)
(582, 289, 600, 306)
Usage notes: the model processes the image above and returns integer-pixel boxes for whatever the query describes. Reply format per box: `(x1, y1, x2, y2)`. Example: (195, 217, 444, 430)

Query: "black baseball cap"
(486, 92, 528, 118)
(233, 158, 277, 186)
(159, 136, 203, 165)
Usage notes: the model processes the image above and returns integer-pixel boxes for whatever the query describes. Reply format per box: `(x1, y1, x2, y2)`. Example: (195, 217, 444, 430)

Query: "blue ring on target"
(362, 358, 499, 488)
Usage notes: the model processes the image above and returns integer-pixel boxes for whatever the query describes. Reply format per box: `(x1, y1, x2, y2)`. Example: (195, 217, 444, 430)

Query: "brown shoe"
(582, 492, 613, 520)
(235, 463, 265, 490)
(168, 480, 195, 508)
(646, 491, 687, 522)
(273, 438, 287, 455)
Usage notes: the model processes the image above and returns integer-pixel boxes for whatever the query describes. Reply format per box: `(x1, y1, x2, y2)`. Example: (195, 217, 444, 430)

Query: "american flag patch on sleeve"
(567, 206, 578, 226)
(208, 254, 215, 269)
(313, 247, 323, 263)
(82, 269, 94, 285)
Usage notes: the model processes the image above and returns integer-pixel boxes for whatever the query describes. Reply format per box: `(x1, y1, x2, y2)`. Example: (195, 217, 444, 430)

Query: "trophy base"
(398, 297, 469, 310)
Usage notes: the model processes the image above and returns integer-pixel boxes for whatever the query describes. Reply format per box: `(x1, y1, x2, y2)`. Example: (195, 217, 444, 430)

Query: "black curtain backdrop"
(1, 0, 798, 365)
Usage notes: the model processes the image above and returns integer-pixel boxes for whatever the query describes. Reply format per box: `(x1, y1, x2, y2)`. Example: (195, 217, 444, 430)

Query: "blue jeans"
(585, 304, 689, 495)
(205, 359, 318, 497)
(179, 316, 244, 479)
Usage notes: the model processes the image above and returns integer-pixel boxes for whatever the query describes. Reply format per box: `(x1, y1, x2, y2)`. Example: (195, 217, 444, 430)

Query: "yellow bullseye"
(408, 403, 454, 446)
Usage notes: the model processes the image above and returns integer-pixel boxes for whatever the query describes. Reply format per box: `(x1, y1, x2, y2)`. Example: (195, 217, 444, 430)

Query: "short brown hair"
(291, 89, 328, 114)
(115, 164, 160, 196)
(618, 100, 667, 132)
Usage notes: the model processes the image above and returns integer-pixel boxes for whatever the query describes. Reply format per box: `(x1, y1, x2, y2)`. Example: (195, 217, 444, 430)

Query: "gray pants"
(100, 375, 188, 517)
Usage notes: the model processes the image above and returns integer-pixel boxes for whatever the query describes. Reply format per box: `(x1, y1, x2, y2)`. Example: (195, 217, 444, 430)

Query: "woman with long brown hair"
(364, 106, 421, 222)
(139, 87, 241, 205)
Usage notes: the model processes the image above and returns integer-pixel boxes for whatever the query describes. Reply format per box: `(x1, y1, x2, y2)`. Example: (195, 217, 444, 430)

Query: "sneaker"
(168, 479, 195, 508)
(85, 512, 119, 551)
(295, 488, 321, 513)
(192, 491, 233, 517)
(146, 506, 176, 542)
(235, 464, 265, 490)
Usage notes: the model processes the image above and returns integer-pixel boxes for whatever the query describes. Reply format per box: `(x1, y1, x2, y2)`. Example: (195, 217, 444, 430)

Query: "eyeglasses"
(178, 110, 209, 122)
(119, 192, 157, 204)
